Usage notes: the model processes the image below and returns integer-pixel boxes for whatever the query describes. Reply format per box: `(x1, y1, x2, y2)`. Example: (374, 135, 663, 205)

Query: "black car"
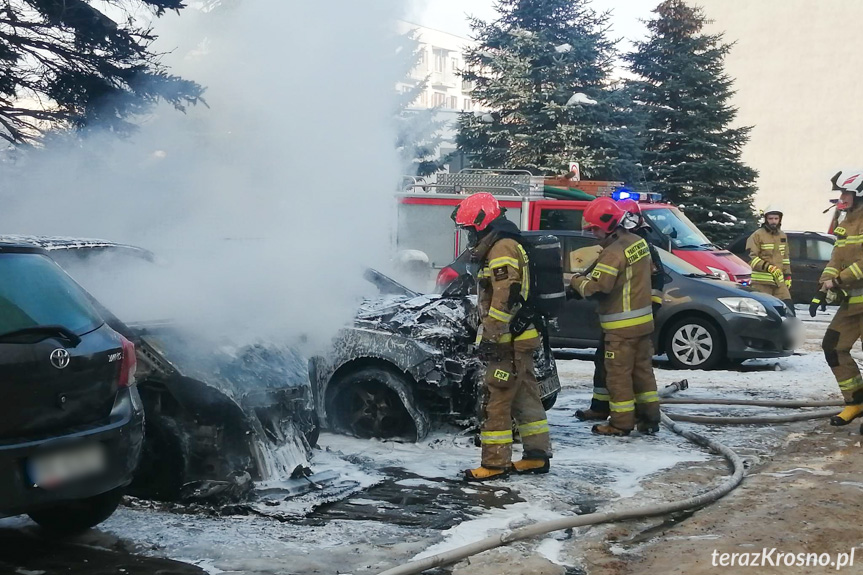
(31, 238, 321, 503)
(311, 269, 561, 441)
(727, 231, 835, 303)
(0, 241, 144, 534)
(438, 231, 800, 370)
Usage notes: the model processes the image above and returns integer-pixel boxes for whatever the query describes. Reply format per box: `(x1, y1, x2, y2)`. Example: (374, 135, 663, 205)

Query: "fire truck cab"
(394, 170, 751, 289)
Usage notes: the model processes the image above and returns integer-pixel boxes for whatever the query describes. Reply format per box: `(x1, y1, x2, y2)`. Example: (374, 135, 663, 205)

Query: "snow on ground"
(7, 310, 848, 575)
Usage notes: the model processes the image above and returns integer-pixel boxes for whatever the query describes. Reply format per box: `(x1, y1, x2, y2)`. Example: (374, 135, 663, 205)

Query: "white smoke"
(0, 0, 416, 351)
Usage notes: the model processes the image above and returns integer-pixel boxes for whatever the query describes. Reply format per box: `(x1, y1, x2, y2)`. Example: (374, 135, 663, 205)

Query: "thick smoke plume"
(0, 0, 412, 351)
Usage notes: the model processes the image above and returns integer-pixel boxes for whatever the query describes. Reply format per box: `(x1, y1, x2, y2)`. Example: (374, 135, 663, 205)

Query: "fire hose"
(376, 383, 842, 575)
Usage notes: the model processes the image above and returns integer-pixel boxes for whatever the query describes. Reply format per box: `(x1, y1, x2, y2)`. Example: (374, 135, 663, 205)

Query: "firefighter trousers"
(823, 308, 863, 404)
(480, 340, 551, 468)
(589, 339, 610, 414)
(604, 333, 660, 431)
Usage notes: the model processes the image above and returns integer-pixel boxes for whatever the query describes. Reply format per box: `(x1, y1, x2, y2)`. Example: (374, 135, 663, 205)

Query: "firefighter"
(574, 198, 665, 423)
(570, 197, 661, 436)
(746, 205, 794, 313)
(451, 192, 552, 481)
(811, 170, 863, 426)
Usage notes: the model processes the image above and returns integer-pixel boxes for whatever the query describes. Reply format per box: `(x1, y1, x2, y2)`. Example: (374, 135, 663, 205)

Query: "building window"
(448, 96, 458, 109)
(462, 79, 473, 91)
(463, 98, 473, 111)
(434, 49, 446, 73)
(451, 57, 459, 72)
(417, 91, 428, 107)
(432, 92, 446, 107)
(419, 49, 428, 70)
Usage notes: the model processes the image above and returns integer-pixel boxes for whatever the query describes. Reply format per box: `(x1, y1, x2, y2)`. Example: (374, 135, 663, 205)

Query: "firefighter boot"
(574, 408, 609, 421)
(830, 404, 863, 426)
(637, 420, 660, 435)
(592, 424, 631, 437)
(513, 451, 550, 475)
(464, 466, 511, 482)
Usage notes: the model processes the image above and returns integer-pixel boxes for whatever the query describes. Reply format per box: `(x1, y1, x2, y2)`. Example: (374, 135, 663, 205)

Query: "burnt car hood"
(134, 323, 311, 408)
(355, 294, 477, 346)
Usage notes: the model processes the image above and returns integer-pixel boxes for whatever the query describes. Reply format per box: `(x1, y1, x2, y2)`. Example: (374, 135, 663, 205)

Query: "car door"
(790, 234, 834, 303)
(552, 234, 601, 346)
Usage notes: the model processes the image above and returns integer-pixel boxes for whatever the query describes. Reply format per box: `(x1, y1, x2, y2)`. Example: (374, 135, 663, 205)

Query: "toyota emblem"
(50, 348, 70, 370)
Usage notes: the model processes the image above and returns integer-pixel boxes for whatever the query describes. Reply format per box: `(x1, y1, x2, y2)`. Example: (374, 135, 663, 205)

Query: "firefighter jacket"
(820, 205, 863, 316)
(474, 221, 538, 345)
(746, 226, 790, 286)
(571, 229, 654, 338)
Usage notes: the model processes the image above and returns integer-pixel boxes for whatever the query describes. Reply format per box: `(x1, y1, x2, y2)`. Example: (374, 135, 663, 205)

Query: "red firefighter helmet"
(452, 192, 501, 231)
(583, 197, 625, 233)
(618, 198, 640, 215)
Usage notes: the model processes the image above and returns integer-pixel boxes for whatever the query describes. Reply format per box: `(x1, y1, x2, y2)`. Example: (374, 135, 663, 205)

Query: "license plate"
(539, 374, 561, 398)
(27, 443, 107, 489)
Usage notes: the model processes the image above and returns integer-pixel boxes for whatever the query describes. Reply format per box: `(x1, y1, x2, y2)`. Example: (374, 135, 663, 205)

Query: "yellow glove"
(768, 265, 784, 284)
(785, 277, 792, 289)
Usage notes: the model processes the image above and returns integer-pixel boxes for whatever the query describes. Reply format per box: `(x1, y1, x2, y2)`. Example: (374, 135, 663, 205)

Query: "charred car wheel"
(330, 366, 428, 441)
(28, 487, 125, 535)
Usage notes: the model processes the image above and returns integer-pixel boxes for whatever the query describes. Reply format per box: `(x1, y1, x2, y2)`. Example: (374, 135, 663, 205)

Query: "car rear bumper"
(723, 313, 799, 359)
(0, 386, 144, 517)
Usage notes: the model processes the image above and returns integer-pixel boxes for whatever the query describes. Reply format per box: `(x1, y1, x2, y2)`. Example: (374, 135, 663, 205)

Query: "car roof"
(0, 235, 155, 260)
(522, 229, 593, 237)
(783, 230, 835, 239)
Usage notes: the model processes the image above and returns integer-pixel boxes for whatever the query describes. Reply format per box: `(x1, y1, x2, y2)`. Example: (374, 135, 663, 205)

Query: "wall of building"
(699, 0, 863, 231)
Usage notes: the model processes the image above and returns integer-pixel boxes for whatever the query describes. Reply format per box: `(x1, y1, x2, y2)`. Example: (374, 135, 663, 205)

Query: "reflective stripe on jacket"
(746, 226, 790, 285)
(570, 229, 654, 338)
(821, 206, 863, 315)
(477, 237, 538, 344)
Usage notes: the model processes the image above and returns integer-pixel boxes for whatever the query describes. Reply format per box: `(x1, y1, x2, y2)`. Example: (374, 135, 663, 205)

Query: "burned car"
(4, 236, 319, 503)
(311, 270, 561, 441)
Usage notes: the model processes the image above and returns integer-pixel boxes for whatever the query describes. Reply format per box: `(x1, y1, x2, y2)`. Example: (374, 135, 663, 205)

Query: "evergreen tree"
(456, 0, 641, 181)
(0, 0, 203, 144)
(625, 0, 757, 244)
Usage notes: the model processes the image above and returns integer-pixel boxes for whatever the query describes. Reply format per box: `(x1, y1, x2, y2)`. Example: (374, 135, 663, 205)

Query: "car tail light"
(436, 266, 460, 288)
(118, 335, 137, 388)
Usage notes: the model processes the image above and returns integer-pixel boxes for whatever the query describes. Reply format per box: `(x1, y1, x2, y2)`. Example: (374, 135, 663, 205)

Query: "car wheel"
(664, 316, 725, 370)
(127, 414, 187, 501)
(28, 486, 124, 535)
(541, 391, 558, 411)
(331, 367, 426, 441)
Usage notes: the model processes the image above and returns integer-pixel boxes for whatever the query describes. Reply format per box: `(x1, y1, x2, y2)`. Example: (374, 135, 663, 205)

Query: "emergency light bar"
(610, 189, 663, 203)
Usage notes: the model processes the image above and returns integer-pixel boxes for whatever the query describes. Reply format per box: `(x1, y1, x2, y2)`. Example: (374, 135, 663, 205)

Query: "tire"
(329, 366, 425, 441)
(28, 487, 124, 535)
(541, 391, 559, 411)
(663, 316, 725, 370)
(127, 414, 187, 501)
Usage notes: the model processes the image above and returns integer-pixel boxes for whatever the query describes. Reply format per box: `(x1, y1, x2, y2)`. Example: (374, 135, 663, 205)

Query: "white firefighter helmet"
(763, 205, 783, 218)
(831, 170, 863, 194)
(830, 170, 863, 210)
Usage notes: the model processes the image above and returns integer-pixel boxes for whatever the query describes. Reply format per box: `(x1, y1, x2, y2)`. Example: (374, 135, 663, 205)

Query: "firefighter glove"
(768, 265, 784, 284)
(785, 276, 792, 289)
(809, 292, 827, 317)
(565, 286, 581, 300)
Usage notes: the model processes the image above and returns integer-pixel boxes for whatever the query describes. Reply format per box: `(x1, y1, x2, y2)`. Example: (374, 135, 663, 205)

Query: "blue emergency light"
(612, 189, 663, 203)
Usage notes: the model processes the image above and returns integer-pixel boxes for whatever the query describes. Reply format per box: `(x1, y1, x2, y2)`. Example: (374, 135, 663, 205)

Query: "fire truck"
(394, 170, 751, 288)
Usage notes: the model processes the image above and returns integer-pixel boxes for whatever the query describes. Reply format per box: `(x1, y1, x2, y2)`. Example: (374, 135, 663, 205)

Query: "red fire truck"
(395, 170, 751, 288)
